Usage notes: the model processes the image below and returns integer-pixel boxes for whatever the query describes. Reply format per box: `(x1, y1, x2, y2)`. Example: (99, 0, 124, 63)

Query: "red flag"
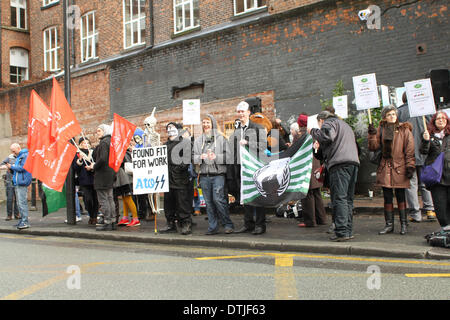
(28, 90, 52, 150)
(25, 90, 77, 192)
(50, 77, 82, 143)
(109, 113, 137, 172)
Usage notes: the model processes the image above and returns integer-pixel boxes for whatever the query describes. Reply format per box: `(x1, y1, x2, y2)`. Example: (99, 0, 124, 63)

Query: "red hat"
(297, 114, 308, 127)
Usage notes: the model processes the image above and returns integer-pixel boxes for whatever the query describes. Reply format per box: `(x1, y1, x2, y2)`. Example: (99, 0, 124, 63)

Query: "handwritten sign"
(132, 146, 169, 194)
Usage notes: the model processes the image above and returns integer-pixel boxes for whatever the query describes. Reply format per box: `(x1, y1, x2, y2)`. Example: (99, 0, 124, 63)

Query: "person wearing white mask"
(160, 122, 193, 235)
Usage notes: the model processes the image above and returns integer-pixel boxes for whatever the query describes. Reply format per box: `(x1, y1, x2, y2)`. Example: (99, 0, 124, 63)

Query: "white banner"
(353, 73, 380, 111)
(132, 146, 169, 194)
(404, 78, 436, 118)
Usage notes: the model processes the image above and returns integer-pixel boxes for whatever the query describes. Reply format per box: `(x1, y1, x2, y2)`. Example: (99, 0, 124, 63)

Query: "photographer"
(1, 154, 20, 220)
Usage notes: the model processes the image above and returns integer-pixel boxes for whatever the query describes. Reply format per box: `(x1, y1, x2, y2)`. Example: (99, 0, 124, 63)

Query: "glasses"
(436, 117, 447, 121)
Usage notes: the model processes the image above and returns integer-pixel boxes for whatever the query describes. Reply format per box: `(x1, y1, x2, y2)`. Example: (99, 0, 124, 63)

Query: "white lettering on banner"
(52, 143, 70, 183)
(132, 146, 169, 194)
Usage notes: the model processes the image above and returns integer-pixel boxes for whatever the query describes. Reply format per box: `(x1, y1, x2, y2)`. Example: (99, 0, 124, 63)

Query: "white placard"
(380, 85, 390, 107)
(442, 108, 450, 119)
(333, 95, 348, 119)
(308, 114, 319, 129)
(132, 146, 169, 194)
(353, 73, 380, 110)
(404, 79, 436, 118)
(183, 99, 201, 125)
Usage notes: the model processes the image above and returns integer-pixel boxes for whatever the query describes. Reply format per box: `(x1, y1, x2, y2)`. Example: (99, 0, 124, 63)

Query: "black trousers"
(164, 188, 192, 224)
(243, 205, 265, 230)
(79, 185, 98, 219)
(430, 184, 450, 227)
(382, 187, 406, 206)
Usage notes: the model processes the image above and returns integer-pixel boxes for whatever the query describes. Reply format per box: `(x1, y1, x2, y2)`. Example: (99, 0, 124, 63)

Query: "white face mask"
(167, 128, 178, 137)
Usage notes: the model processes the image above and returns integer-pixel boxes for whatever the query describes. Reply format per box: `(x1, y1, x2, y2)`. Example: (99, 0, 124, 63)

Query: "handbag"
(420, 152, 444, 188)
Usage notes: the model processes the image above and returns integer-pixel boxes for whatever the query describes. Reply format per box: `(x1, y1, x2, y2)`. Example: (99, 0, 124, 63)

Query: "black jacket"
(165, 135, 191, 190)
(93, 135, 116, 190)
(420, 134, 450, 186)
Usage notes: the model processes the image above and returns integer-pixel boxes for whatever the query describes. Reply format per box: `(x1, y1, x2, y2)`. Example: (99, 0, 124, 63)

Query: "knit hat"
(166, 122, 183, 130)
(297, 114, 308, 127)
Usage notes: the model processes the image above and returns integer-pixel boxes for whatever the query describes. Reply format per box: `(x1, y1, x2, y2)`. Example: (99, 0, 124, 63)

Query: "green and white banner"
(240, 135, 313, 208)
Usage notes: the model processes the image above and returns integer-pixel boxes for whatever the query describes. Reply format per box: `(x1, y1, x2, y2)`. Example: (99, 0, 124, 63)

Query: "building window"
(10, 48, 29, 84)
(123, 0, 146, 49)
(234, 0, 266, 15)
(224, 121, 235, 139)
(43, 27, 60, 71)
(80, 11, 98, 63)
(174, 0, 199, 34)
(10, 0, 27, 29)
(42, 0, 59, 6)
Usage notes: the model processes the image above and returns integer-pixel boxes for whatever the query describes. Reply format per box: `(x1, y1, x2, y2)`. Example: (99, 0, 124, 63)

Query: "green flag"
(41, 184, 67, 216)
(241, 134, 313, 207)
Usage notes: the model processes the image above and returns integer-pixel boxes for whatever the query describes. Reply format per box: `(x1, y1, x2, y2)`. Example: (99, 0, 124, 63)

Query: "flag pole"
(63, 0, 76, 225)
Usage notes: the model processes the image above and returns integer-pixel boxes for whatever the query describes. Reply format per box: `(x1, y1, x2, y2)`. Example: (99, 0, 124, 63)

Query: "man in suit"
(232, 100, 268, 235)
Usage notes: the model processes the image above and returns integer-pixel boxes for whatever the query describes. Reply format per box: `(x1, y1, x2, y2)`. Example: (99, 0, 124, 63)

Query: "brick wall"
(268, 0, 325, 14)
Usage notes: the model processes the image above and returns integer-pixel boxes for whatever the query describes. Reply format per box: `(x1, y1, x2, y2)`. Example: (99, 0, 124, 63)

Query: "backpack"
(425, 226, 450, 248)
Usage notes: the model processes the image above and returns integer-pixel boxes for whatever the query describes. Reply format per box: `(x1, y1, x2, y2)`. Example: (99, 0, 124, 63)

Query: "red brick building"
(0, 0, 448, 192)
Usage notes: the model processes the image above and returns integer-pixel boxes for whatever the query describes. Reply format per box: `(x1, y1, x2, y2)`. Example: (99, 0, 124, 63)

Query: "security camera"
(358, 8, 372, 21)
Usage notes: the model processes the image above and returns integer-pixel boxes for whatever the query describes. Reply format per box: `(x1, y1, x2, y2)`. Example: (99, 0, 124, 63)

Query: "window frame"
(42, 0, 59, 7)
(9, 47, 29, 84)
(10, 0, 27, 30)
(43, 27, 60, 72)
(123, 0, 146, 49)
(80, 11, 99, 63)
(173, 0, 200, 34)
(233, 0, 267, 16)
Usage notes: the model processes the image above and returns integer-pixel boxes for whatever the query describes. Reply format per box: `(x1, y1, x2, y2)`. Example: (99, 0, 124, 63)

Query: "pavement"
(0, 196, 449, 260)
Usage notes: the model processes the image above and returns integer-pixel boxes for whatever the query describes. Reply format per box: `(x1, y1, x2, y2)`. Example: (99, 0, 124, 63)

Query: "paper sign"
(380, 85, 390, 107)
(353, 73, 380, 110)
(404, 79, 436, 118)
(132, 146, 169, 194)
(308, 114, 319, 129)
(333, 95, 348, 119)
(183, 99, 201, 125)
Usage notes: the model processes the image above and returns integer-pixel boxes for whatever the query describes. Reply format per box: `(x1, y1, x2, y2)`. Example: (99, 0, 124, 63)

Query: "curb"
(1, 226, 449, 261)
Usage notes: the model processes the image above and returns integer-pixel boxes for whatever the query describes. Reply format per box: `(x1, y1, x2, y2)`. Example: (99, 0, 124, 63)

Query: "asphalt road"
(1, 233, 449, 302)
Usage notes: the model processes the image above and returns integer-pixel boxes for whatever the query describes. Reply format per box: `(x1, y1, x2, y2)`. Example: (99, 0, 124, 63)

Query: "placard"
(404, 78, 436, 118)
(353, 73, 380, 110)
(308, 114, 319, 129)
(132, 146, 169, 194)
(333, 95, 348, 119)
(183, 99, 201, 125)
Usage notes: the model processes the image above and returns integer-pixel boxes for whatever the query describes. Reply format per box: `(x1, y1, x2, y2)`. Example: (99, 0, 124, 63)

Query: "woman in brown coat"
(368, 105, 415, 235)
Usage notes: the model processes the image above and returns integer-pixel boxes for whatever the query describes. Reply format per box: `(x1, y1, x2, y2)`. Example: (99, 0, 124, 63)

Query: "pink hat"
(297, 114, 308, 127)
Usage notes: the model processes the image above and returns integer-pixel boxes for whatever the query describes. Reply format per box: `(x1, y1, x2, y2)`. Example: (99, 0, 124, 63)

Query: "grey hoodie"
(193, 114, 230, 175)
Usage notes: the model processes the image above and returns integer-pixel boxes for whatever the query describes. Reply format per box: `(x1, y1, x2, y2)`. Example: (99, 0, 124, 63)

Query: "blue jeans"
(15, 185, 29, 225)
(75, 191, 81, 218)
(328, 164, 358, 238)
(200, 175, 234, 232)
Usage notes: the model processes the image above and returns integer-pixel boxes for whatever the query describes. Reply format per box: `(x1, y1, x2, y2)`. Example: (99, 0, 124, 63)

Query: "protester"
(308, 111, 359, 241)
(116, 143, 140, 227)
(420, 111, 450, 229)
(297, 114, 327, 228)
(181, 128, 198, 217)
(73, 137, 98, 225)
(1, 154, 20, 220)
(6, 143, 32, 229)
(268, 118, 290, 152)
(232, 100, 268, 235)
(87, 124, 117, 231)
(397, 92, 436, 222)
(368, 105, 415, 235)
(160, 122, 193, 235)
(194, 114, 234, 235)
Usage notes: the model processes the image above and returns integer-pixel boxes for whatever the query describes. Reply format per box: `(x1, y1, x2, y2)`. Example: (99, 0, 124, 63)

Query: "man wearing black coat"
(231, 100, 268, 235)
(160, 122, 193, 235)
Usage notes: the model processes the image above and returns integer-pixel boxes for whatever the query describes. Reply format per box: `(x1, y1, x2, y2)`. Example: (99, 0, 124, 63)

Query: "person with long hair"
(420, 111, 450, 229)
(368, 105, 415, 235)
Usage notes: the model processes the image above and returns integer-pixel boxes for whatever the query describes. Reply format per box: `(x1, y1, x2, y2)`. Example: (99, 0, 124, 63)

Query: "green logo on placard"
(189, 101, 194, 105)
(361, 78, 368, 83)
(414, 84, 422, 89)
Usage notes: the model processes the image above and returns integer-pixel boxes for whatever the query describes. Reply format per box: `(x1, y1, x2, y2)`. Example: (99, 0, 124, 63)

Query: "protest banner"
(132, 146, 169, 195)
(353, 73, 380, 123)
(333, 95, 348, 119)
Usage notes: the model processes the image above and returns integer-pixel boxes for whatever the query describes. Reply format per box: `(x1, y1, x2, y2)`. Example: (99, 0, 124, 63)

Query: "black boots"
(379, 203, 407, 235)
(379, 203, 394, 235)
(398, 202, 407, 235)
